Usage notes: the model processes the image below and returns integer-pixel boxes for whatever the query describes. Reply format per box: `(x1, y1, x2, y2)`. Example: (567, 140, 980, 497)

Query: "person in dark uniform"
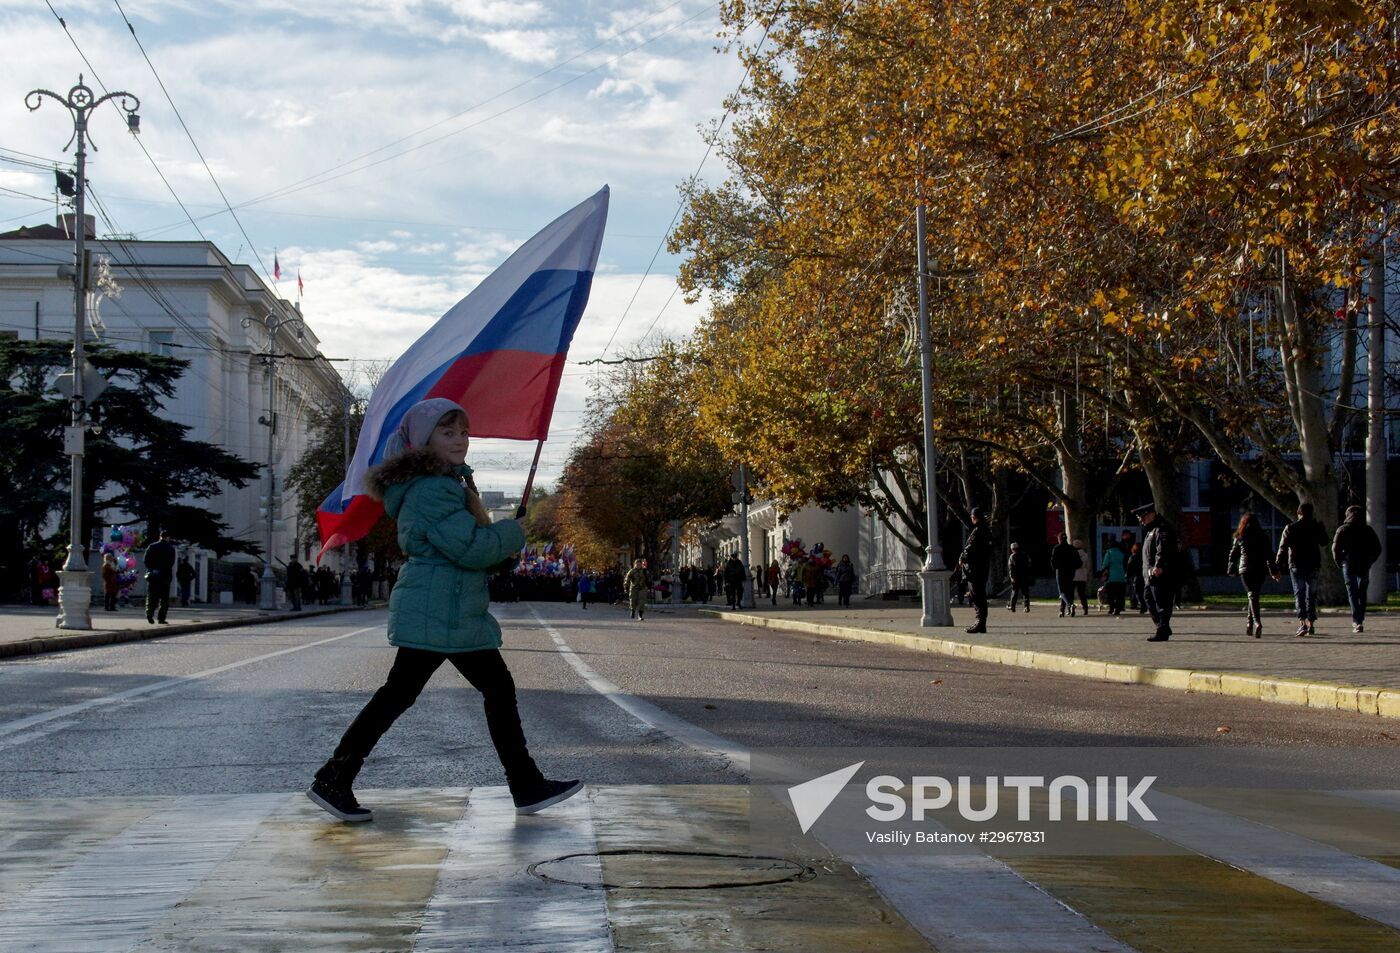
(143, 531, 177, 625)
(1135, 502, 1178, 641)
(958, 507, 993, 634)
(176, 557, 197, 606)
(286, 555, 306, 611)
(1007, 542, 1032, 612)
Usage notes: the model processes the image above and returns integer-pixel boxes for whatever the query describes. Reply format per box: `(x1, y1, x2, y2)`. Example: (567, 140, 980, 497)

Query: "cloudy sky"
(0, 0, 747, 492)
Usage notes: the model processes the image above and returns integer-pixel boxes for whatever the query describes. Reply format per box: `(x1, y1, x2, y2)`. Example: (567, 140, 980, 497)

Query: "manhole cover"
(528, 849, 815, 890)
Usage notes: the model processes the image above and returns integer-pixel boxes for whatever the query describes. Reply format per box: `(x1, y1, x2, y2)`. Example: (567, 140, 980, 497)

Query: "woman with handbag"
(307, 398, 580, 823)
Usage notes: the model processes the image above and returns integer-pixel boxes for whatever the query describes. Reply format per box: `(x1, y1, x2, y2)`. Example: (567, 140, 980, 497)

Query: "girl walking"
(307, 398, 580, 823)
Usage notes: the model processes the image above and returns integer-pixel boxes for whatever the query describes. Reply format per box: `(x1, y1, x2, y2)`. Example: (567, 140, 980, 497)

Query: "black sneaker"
(513, 778, 584, 815)
(306, 779, 373, 822)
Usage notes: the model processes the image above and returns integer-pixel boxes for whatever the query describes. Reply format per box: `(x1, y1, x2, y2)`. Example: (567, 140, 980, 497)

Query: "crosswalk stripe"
(412, 786, 613, 952)
(0, 794, 280, 952)
(1131, 791, 1400, 930)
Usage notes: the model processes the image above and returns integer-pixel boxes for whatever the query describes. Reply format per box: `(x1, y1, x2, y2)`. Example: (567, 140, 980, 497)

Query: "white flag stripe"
(412, 785, 613, 953)
(0, 795, 281, 953)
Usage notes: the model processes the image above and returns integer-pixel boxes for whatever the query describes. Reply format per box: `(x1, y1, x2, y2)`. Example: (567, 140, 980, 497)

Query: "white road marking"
(0, 794, 282, 952)
(413, 786, 613, 953)
(0, 623, 385, 750)
(520, 604, 1137, 953)
(1130, 791, 1400, 930)
(525, 604, 750, 774)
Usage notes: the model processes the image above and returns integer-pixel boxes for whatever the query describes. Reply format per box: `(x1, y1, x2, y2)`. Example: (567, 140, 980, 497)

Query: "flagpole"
(516, 439, 544, 519)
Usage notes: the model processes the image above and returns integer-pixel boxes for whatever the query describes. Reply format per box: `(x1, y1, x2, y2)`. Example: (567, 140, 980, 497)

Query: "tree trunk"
(1278, 264, 1345, 603)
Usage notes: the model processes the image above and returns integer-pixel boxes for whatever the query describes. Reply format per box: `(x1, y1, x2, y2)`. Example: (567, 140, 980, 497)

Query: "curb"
(0, 603, 382, 660)
(698, 609, 1400, 720)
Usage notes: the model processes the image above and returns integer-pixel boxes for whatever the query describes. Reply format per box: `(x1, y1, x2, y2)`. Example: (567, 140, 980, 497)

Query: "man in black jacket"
(143, 531, 177, 625)
(1333, 504, 1382, 633)
(286, 555, 307, 611)
(958, 507, 993, 633)
(1007, 542, 1032, 612)
(1135, 502, 1178, 641)
(1277, 501, 1329, 637)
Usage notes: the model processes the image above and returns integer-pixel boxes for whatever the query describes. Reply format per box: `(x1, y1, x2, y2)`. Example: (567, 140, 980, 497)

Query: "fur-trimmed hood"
(364, 448, 474, 504)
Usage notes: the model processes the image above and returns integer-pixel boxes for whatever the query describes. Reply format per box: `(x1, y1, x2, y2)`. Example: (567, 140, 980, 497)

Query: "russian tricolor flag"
(316, 186, 609, 557)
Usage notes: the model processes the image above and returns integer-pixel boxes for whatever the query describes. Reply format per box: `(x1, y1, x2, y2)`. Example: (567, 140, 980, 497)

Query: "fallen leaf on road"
(704, 704, 717, 710)
(1380, 732, 1396, 741)
(1216, 726, 1232, 733)
(930, 679, 944, 685)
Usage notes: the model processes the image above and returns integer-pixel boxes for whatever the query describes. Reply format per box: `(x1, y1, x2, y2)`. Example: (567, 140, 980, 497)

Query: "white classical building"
(0, 215, 349, 599)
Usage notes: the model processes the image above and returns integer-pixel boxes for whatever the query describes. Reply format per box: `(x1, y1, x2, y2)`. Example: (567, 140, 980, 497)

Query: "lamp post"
(915, 204, 953, 627)
(242, 312, 304, 610)
(25, 76, 140, 631)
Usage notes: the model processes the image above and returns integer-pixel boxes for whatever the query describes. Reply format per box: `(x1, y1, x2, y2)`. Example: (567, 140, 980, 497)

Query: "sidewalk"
(0, 601, 378, 659)
(699, 599, 1400, 719)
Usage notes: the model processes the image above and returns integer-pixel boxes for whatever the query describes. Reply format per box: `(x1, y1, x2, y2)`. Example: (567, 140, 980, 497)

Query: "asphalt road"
(0, 600, 1394, 801)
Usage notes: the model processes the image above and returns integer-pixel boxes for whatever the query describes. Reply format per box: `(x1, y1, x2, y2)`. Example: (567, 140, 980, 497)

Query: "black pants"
(146, 578, 171, 622)
(317, 646, 543, 794)
(838, 581, 853, 607)
(1009, 580, 1031, 610)
(1241, 572, 1265, 626)
(968, 571, 988, 628)
(1074, 580, 1089, 613)
(104, 590, 117, 611)
(1105, 581, 1125, 615)
(1145, 579, 1175, 636)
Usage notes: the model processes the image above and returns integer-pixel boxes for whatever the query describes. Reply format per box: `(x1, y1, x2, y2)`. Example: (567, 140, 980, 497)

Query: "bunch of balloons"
(101, 525, 144, 602)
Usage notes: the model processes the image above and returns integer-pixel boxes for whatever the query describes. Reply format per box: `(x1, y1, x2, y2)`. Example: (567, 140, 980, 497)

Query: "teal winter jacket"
(367, 449, 525, 653)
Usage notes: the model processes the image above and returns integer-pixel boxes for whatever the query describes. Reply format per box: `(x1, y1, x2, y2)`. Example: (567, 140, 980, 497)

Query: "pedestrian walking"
(834, 554, 856, 607)
(1332, 504, 1382, 633)
(143, 531, 177, 625)
(176, 556, 196, 607)
(767, 559, 780, 606)
(1007, 542, 1032, 611)
(624, 558, 650, 620)
(1227, 513, 1277, 638)
(800, 559, 824, 608)
(723, 554, 747, 609)
(101, 553, 120, 612)
(286, 555, 306, 611)
(1099, 542, 1126, 615)
(958, 508, 993, 633)
(1126, 543, 1146, 613)
(1073, 538, 1091, 615)
(1050, 533, 1080, 617)
(1135, 502, 1179, 641)
(1276, 501, 1328, 637)
(578, 573, 593, 609)
(307, 398, 578, 823)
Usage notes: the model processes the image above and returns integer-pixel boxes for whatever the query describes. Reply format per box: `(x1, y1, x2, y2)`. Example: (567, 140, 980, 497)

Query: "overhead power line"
(111, 0, 273, 286)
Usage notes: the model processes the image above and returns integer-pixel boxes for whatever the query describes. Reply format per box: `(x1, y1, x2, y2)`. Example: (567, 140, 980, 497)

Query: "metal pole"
(27, 77, 141, 630)
(740, 462, 755, 608)
(259, 353, 277, 609)
(916, 204, 952, 626)
(1368, 235, 1388, 603)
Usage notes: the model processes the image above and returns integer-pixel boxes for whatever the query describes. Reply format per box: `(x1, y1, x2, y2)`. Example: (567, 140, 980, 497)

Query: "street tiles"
(1, 785, 1399, 952)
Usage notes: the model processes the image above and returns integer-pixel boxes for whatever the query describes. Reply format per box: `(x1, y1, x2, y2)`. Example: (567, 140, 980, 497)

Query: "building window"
(148, 330, 175, 356)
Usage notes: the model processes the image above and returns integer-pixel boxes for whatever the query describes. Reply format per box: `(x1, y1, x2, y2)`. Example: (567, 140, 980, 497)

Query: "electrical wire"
(112, 0, 273, 285)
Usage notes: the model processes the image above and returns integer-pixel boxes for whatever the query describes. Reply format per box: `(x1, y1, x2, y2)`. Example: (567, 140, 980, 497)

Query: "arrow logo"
(786, 761, 864, 834)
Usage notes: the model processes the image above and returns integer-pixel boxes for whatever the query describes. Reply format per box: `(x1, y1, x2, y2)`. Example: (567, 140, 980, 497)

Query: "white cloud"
(354, 239, 400, 253)
(479, 29, 559, 63)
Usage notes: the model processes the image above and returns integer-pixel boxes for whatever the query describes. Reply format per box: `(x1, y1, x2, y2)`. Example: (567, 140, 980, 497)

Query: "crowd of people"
(954, 500, 1385, 642)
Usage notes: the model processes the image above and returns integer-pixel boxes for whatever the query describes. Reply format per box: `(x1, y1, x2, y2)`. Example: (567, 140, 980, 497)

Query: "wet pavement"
(3, 604, 1400, 950)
